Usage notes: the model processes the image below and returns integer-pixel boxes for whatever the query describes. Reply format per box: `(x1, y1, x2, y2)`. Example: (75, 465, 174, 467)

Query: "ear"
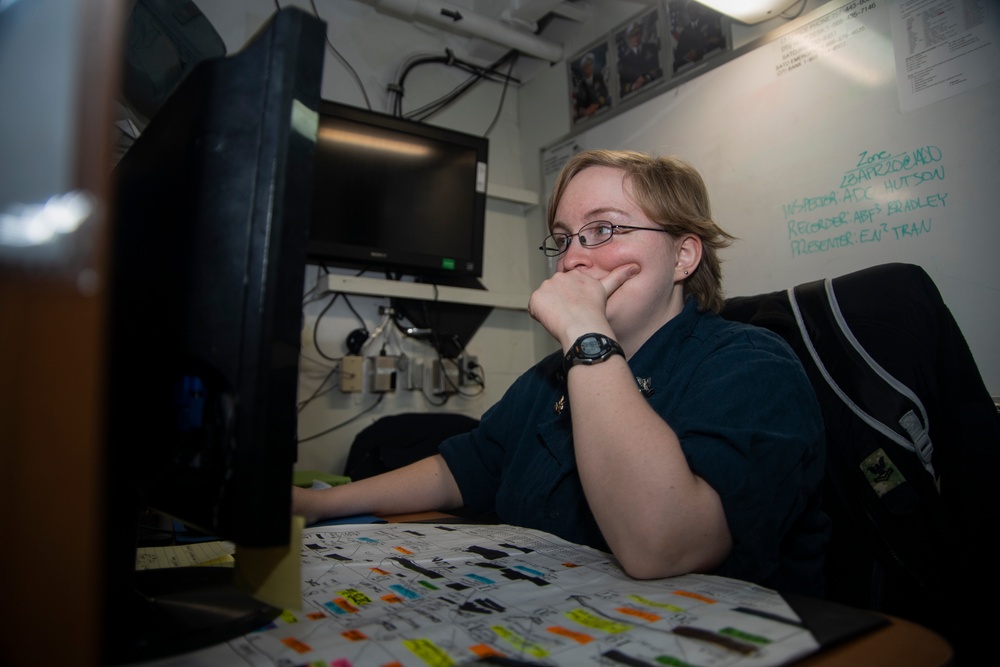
(675, 234, 702, 281)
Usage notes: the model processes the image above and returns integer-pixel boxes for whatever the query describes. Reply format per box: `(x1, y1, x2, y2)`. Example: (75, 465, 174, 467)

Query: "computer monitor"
(102, 8, 325, 663)
(307, 101, 489, 283)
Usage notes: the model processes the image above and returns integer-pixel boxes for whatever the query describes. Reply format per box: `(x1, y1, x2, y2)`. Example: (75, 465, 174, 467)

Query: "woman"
(293, 150, 829, 596)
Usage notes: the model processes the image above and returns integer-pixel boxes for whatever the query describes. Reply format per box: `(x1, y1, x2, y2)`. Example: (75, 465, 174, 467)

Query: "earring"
(683, 269, 689, 275)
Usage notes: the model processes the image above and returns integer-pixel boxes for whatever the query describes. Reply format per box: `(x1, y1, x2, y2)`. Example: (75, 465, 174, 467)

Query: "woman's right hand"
(527, 262, 639, 350)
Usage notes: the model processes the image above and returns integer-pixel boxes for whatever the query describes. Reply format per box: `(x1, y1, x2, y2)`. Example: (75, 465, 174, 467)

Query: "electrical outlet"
(340, 355, 364, 393)
(429, 359, 461, 395)
(445, 365, 461, 391)
(407, 358, 425, 390)
(372, 355, 397, 393)
(429, 361, 442, 394)
(423, 362, 437, 393)
(459, 355, 479, 385)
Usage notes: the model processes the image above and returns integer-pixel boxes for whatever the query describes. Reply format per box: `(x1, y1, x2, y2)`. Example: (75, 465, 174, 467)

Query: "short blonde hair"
(547, 149, 736, 312)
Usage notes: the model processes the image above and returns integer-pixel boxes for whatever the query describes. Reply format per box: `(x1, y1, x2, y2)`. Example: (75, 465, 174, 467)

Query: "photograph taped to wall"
(568, 39, 612, 125)
(615, 8, 666, 101)
(668, 0, 729, 74)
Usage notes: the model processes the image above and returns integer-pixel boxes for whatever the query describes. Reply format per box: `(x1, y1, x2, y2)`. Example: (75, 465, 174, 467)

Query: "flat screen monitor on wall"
(307, 101, 489, 283)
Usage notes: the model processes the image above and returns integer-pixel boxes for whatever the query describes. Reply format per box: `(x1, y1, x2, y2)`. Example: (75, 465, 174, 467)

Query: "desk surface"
(794, 614, 953, 667)
(382, 513, 954, 667)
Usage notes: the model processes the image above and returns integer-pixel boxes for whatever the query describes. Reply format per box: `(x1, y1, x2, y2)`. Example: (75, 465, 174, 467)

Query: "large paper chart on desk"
(184, 523, 819, 666)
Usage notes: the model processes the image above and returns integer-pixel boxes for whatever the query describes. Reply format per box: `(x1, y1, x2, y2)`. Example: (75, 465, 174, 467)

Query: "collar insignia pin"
(554, 395, 566, 415)
(636, 377, 654, 397)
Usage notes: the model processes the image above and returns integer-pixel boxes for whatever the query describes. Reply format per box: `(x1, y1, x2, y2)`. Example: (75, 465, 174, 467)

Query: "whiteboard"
(543, 0, 1000, 394)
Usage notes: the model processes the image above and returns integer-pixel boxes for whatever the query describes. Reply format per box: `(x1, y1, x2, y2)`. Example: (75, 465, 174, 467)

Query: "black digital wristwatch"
(563, 332, 625, 373)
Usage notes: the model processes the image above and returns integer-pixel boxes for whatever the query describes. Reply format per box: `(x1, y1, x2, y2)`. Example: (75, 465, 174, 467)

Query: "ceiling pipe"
(373, 0, 564, 63)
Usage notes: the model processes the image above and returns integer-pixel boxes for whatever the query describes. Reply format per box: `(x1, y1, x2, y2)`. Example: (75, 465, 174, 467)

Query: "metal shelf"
(319, 274, 529, 311)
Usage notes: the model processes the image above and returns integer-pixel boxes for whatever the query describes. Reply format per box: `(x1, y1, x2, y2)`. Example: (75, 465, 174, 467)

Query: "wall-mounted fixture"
(373, 0, 563, 62)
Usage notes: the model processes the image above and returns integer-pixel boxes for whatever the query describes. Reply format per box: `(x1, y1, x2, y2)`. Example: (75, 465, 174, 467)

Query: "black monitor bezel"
(306, 100, 489, 281)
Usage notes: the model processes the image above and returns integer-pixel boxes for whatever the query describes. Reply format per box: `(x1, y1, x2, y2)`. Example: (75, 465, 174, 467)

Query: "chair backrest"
(720, 262, 1000, 662)
(343, 412, 480, 481)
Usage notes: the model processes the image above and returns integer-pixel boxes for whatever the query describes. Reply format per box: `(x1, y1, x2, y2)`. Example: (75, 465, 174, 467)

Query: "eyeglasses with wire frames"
(539, 220, 670, 257)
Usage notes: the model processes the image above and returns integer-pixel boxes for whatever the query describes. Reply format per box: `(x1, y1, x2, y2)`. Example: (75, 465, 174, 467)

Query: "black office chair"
(720, 262, 1000, 663)
(343, 412, 480, 481)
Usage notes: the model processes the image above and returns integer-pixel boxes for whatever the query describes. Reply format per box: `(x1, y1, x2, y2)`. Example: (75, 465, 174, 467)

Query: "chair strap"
(788, 278, 936, 481)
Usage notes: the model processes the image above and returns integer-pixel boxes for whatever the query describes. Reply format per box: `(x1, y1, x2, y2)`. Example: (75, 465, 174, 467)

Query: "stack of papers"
(135, 540, 235, 570)
(140, 522, 822, 666)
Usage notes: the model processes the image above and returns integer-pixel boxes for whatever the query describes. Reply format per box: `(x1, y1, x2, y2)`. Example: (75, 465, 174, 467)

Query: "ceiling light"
(694, 0, 803, 25)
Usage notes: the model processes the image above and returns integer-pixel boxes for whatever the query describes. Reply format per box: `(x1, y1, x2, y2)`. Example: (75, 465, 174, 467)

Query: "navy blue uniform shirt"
(440, 297, 830, 595)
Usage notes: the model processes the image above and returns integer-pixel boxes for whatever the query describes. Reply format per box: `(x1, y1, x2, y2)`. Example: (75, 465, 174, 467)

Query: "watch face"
(580, 336, 603, 357)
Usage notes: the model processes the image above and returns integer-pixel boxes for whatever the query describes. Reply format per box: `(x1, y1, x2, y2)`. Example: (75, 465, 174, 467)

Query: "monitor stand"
(101, 503, 283, 664)
(104, 565, 280, 664)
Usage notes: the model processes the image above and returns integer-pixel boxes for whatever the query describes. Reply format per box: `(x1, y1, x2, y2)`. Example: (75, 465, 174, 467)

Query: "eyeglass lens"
(542, 221, 614, 256)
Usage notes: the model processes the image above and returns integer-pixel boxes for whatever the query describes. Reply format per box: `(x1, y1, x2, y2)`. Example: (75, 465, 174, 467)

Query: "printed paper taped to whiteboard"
(891, 0, 1000, 112)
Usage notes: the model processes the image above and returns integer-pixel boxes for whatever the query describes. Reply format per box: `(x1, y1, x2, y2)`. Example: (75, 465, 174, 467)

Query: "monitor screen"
(102, 8, 325, 663)
(307, 101, 488, 281)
